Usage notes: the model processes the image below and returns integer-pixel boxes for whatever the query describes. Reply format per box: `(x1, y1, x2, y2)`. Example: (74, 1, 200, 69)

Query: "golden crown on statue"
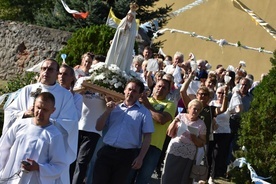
(130, 2, 139, 12)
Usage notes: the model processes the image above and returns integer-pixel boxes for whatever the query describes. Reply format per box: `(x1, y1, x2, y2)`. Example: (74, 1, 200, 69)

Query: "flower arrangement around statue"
(78, 62, 133, 101)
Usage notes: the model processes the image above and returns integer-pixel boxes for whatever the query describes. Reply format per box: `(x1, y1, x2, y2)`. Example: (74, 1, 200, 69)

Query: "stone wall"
(0, 20, 72, 80)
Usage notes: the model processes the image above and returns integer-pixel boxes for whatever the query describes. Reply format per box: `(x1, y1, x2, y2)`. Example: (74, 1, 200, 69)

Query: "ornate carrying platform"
(75, 80, 125, 101)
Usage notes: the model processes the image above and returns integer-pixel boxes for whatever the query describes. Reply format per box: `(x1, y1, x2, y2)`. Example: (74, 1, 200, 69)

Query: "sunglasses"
(217, 92, 224, 95)
(197, 92, 208, 96)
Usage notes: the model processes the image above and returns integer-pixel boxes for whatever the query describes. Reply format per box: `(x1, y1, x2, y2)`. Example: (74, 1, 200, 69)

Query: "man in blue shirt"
(93, 78, 154, 184)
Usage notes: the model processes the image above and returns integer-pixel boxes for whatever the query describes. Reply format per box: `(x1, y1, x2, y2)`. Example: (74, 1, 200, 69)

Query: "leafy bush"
(234, 50, 276, 183)
(227, 150, 251, 183)
(0, 72, 37, 94)
(56, 25, 115, 66)
(228, 165, 251, 184)
(0, 72, 37, 135)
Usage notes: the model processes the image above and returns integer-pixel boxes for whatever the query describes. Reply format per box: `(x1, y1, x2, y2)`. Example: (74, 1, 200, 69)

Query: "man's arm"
(131, 133, 151, 169)
(140, 95, 172, 125)
(146, 71, 154, 89)
(149, 109, 172, 125)
(95, 101, 115, 131)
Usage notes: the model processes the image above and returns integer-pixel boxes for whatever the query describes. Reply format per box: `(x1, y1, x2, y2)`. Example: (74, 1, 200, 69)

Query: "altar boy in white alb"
(3, 59, 79, 184)
(0, 92, 67, 184)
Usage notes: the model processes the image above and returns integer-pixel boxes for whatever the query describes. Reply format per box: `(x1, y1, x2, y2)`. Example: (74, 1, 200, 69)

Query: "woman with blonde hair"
(162, 99, 206, 184)
(74, 52, 94, 79)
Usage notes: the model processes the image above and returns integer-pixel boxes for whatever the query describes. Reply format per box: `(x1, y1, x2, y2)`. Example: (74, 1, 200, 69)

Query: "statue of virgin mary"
(105, 3, 139, 74)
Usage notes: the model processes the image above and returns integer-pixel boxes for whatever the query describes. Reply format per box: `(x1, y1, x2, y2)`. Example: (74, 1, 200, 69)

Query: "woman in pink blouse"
(162, 99, 206, 184)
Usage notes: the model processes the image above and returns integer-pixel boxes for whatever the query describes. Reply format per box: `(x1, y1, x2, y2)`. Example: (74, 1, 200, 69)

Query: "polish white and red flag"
(61, 0, 89, 19)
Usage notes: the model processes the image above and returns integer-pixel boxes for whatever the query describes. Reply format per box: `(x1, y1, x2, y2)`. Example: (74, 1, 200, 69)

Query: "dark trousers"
(208, 133, 231, 178)
(70, 130, 100, 184)
(93, 145, 138, 184)
(228, 116, 241, 164)
(156, 135, 171, 174)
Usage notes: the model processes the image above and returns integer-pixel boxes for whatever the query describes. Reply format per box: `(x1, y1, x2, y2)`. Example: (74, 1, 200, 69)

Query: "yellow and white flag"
(106, 8, 140, 30)
(106, 8, 121, 28)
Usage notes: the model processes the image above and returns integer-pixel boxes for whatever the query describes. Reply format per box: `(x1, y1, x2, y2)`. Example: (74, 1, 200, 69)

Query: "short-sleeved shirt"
(103, 101, 154, 149)
(228, 92, 243, 113)
(149, 97, 176, 150)
(167, 113, 206, 160)
(75, 77, 106, 135)
(241, 93, 253, 112)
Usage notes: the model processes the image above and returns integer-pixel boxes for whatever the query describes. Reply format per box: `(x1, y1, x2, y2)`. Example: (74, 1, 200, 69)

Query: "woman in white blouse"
(162, 99, 206, 184)
(208, 86, 231, 179)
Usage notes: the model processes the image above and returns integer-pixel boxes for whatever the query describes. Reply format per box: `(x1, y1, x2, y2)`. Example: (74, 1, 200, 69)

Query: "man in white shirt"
(163, 51, 184, 86)
(70, 76, 107, 184)
(3, 58, 78, 184)
(0, 92, 67, 184)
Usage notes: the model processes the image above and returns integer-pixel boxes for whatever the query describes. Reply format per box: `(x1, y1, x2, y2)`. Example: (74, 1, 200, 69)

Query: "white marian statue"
(105, 3, 139, 74)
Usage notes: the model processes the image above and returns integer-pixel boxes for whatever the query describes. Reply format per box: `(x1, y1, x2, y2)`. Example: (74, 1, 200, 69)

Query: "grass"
(0, 80, 7, 88)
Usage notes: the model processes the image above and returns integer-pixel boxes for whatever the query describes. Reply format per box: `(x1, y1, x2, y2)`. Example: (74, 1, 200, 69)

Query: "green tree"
(35, 0, 109, 32)
(1, 0, 172, 40)
(111, 0, 172, 28)
(236, 50, 276, 183)
(0, 72, 37, 135)
(0, 0, 54, 23)
(34, 0, 172, 32)
(0, 72, 37, 94)
(56, 25, 115, 66)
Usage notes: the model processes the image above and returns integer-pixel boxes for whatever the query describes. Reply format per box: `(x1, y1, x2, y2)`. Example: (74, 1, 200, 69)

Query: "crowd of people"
(0, 42, 266, 184)
(0, 1, 269, 182)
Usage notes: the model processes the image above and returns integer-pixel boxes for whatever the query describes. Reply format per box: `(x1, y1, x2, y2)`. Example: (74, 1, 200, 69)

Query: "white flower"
(114, 82, 122, 88)
(94, 73, 105, 80)
(108, 64, 121, 74)
(88, 63, 134, 93)
(90, 62, 106, 71)
(109, 78, 118, 85)
(103, 79, 109, 84)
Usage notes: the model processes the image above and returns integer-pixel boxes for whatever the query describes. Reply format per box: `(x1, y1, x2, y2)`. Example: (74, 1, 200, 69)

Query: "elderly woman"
(162, 99, 206, 184)
(208, 86, 231, 179)
(180, 72, 229, 182)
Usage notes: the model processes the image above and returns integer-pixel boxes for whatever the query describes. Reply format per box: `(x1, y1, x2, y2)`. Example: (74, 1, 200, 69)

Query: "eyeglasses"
(197, 92, 208, 96)
(240, 83, 248, 87)
(217, 92, 224, 95)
